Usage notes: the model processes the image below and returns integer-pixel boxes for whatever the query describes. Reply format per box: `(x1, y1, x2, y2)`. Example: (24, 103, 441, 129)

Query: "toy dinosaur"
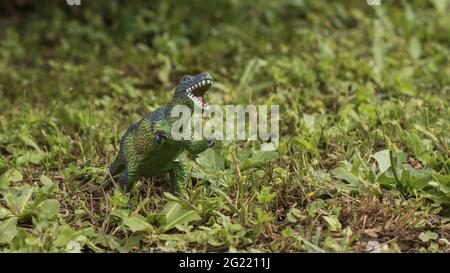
(109, 72, 214, 194)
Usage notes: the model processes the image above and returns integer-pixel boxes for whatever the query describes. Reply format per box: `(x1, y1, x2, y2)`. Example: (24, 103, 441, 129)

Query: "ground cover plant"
(0, 0, 449, 252)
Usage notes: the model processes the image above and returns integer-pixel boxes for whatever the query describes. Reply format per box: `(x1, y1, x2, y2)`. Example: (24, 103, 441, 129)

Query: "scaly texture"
(109, 72, 214, 193)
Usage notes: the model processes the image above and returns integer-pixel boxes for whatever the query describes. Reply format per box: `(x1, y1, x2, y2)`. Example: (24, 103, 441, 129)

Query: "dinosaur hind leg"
(168, 161, 188, 195)
(118, 163, 139, 192)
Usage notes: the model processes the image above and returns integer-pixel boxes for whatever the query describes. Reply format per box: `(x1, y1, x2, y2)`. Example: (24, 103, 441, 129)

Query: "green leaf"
(0, 206, 13, 220)
(20, 135, 43, 153)
(397, 80, 416, 96)
(281, 226, 294, 237)
(256, 207, 273, 223)
(65, 241, 82, 253)
(331, 167, 360, 185)
(162, 201, 201, 232)
(40, 174, 53, 185)
(241, 151, 278, 170)
(286, 208, 302, 223)
(332, 164, 368, 194)
(38, 199, 60, 220)
(428, 180, 450, 195)
(407, 170, 434, 191)
(123, 213, 153, 232)
(257, 186, 276, 205)
(0, 175, 8, 190)
(323, 215, 342, 232)
(17, 151, 46, 164)
(163, 192, 180, 201)
(39, 175, 58, 195)
(433, 174, 450, 185)
(307, 199, 327, 217)
(111, 189, 129, 207)
(303, 113, 324, 134)
(53, 224, 76, 247)
(196, 148, 225, 170)
(372, 150, 391, 174)
(420, 191, 450, 205)
(4, 185, 34, 215)
(2, 169, 23, 183)
(0, 217, 18, 243)
(418, 231, 438, 242)
(293, 136, 317, 155)
(111, 208, 130, 220)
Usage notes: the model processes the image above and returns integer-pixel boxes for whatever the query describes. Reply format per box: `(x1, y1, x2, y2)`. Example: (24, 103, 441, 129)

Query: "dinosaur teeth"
(187, 93, 207, 109)
(185, 79, 213, 109)
(186, 79, 213, 93)
(187, 92, 200, 107)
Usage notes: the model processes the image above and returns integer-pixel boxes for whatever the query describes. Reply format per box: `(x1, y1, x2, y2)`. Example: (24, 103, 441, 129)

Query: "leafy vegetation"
(0, 0, 449, 252)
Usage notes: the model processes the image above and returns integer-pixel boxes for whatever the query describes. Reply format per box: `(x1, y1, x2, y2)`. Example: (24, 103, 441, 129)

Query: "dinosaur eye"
(181, 75, 192, 82)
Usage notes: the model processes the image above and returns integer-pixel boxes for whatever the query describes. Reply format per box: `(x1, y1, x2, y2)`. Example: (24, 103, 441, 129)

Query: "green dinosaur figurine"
(109, 72, 214, 194)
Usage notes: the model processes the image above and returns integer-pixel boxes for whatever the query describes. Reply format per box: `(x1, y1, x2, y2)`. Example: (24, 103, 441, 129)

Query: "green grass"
(0, 0, 449, 252)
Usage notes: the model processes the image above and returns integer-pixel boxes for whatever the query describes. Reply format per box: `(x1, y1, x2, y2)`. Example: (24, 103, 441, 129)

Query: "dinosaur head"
(172, 72, 214, 110)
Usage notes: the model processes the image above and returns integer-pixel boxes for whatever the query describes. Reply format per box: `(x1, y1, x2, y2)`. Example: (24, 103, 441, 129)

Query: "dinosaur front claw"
(155, 131, 168, 144)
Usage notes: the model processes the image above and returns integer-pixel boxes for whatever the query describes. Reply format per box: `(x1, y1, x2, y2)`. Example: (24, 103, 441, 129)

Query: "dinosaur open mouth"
(186, 78, 213, 109)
